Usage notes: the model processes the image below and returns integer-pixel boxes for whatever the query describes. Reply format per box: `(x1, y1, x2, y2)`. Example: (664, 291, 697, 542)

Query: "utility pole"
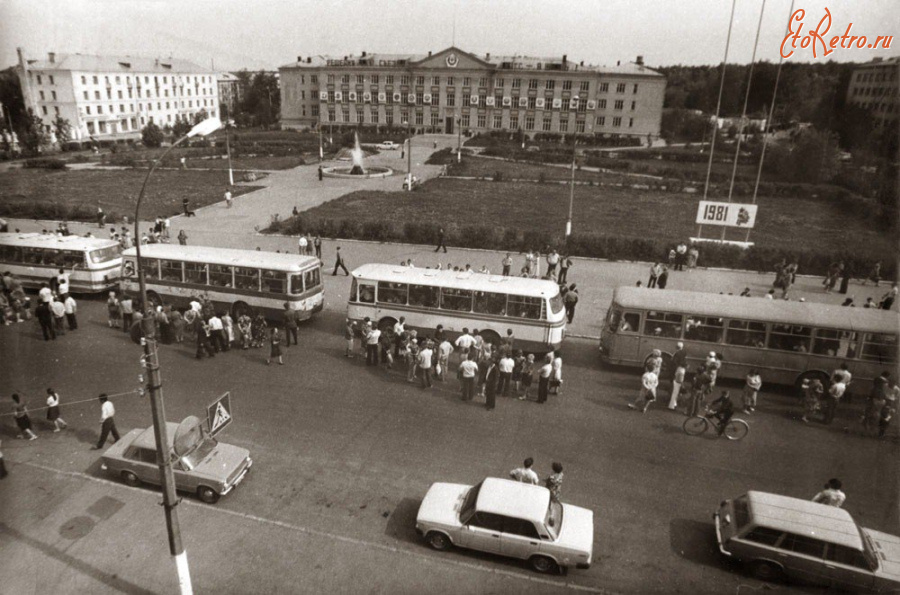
(456, 113, 462, 163)
(565, 98, 579, 248)
(224, 105, 234, 186)
(406, 118, 413, 189)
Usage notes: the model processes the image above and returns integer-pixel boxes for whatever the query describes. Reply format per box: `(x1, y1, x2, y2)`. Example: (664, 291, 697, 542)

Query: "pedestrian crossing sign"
(207, 392, 233, 437)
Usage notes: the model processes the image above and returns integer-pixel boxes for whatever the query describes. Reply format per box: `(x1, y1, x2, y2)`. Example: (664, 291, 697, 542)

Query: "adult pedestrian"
(520, 353, 535, 400)
(332, 246, 350, 276)
(267, 327, 284, 365)
(91, 394, 120, 449)
(11, 394, 38, 440)
(195, 319, 216, 359)
(823, 373, 847, 425)
(283, 302, 299, 347)
(537, 354, 553, 404)
(458, 352, 479, 402)
(864, 262, 881, 286)
(454, 327, 475, 360)
(550, 353, 563, 395)
(675, 242, 687, 271)
(170, 308, 186, 343)
(178, 230, 188, 245)
(687, 246, 699, 269)
(509, 458, 539, 484)
(812, 479, 846, 507)
(208, 313, 227, 352)
(863, 371, 890, 432)
(56, 269, 70, 297)
(501, 253, 513, 276)
(545, 462, 564, 501)
(313, 235, 322, 259)
(406, 337, 420, 382)
(63, 293, 78, 330)
(706, 352, 721, 387)
(182, 198, 195, 217)
(317, 165, 323, 181)
(668, 342, 687, 410)
(97, 205, 106, 227)
(546, 250, 560, 277)
(344, 319, 357, 358)
(648, 263, 661, 288)
(238, 313, 253, 350)
(880, 284, 898, 310)
(483, 356, 499, 411)
(107, 291, 121, 328)
(45, 389, 69, 432)
(434, 227, 447, 253)
(742, 369, 762, 414)
(878, 384, 897, 439)
(629, 363, 659, 413)
(564, 284, 579, 324)
(36, 300, 55, 341)
(498, 352, 514, 396)
(657, 265, 669, 289)
(558, 254, 572, 284)
(365, 325, 381, 366)
(224, 187, 233, 208)
(418, 340, 434, 388)
(437, 336, 454, 382)
(801, 378, 821, 423)
(687, 365, 712, 417)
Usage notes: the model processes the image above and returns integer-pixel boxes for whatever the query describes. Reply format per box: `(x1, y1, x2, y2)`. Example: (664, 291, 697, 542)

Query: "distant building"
(16, 48, 219, 142)
(713, 115, 767, 132)
(845, 56, 899, 129)
(279, 46, 665, 140)
(217, 72, 243, 117)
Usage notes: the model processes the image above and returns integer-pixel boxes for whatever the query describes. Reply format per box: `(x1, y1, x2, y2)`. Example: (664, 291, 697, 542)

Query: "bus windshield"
(89, 245, 121, 264)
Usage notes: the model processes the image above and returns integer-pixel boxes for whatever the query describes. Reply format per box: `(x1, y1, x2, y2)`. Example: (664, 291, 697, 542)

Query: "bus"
(598, 287, 898, 395)
(0, 232, 122, 293)
(347, 264, 566, 352)
(120, 244, 324, 320)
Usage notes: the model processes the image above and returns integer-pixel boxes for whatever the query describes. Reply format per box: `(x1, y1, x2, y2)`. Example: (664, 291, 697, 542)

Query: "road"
(2, 296, 897, 594)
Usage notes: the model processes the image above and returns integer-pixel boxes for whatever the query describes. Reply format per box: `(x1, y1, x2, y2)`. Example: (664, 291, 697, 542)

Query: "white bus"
(347, 264, 566, 352)
(0, 232, 122, 293)
(120, 244, 324, 320)
(599, 287, 899, 395)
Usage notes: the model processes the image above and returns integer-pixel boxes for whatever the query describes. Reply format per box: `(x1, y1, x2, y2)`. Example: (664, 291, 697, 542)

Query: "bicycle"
(683, 410, 749, 441)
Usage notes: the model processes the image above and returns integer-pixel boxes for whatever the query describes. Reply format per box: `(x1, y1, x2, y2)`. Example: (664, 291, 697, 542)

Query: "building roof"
(218, 72, 240, 82)
(351, 263, 562, 299)
(853, 56, 900, 69)
(24, 52, 215, 75)
(476, 478, 551, 524)
(612, 286, 899, 334)
(746, 491, 864, 550)
(122, 244, 320, 272)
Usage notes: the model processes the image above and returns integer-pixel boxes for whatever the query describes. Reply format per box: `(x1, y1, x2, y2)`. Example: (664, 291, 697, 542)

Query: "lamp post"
(404, 119, 412, 190)
(456, 114, 462, 163)
(133, 116, 221, 595)
(223, 105, 234, 186)
(565, 95, 579, 246)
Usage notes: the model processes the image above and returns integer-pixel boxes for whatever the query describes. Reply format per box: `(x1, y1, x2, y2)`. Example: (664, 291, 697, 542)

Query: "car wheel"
(426, 532, 451, 551)
(146, 291, 162, 310)
(121, 471, 140, 487)
(750, 560, 785, 583)
(530, 555, 559, 574)
(197, 486, 220, 504)
(479, 330, 502, 350)
(377, 317, 397, 334)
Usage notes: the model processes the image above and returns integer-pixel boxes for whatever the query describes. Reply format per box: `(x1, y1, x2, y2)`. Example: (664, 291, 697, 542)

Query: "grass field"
(0, 168, 262, 221)
(302, 177, 893, 258)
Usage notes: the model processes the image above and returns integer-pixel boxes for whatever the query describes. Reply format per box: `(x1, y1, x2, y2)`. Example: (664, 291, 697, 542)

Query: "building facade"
(279, 47, 665, 140)
(217, 72, 243, 118)
(16, 48, 219, 142)
(845, 57, 899, 129)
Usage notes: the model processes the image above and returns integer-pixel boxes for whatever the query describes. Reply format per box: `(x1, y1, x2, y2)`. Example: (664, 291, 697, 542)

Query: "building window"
(631, 101, 636, 110)
(416, 76, 424, 85)
(340, 74, 349, 84)
(528, 97, 537, 109)
(416, 92, 424, 106)
(562, 80, 572, 91)
(493, 114, 503, 129)
(39, 90, 45, 100)
(525, 115, 535, 130)
(463, 77, 471, 87)
(54, 106, 59, 115)
(98, 105, 103, 114)
(432, 112, 441, 127)
(36, 75, 42, 85)
(629, 117, 634, 128)
(479, 77, 488, 87)
(494, 93, 503, 107)
(311, 104, 319, 117)
(83, 91, 89, 100)
(477, 114, 486, 128)
(432, 93, 440, 106)
(615, 100, 624, 110)
(401, 110, 410, 124)
(596, 116, 605, 126)
(121, 104, 126, 112)
(480, 94, 487, 106)
(401, 75, 410, 85)
(512, 78, 521, 89)
(385, 111, 393, 125)
(49, 75, 55, 85)
(633, 84, 639, 94)
(447, 76, 454, 85)
(528, 79, 538, 90)
(462, 95, 470, 107)
(381, 75, 390, 85)
(371, 109, 379, 124)
(576, 120, 585, 133)
(578, 98, 587, 112)
(461, 114, 470, 127)
(495, 78, 504, 87)
(545, 80, 555, 90)
(356, 75, 364, 84)
(599, 99, 607, 109)
(415, 111, 424, 125)
(580, 81, 590, 92)
(616, 83, 626, 93)
(600, 82, 609, 93)
(432, 76, 439, 85)
(356, 110, 364, 123)
(93, 76, 99, 84)
(613, 116, 622, 127)
(81, 75, 86, 84)
(559, 118, 568, 132)
(542, 117, 552, 131)
(509, 115, 518, 130)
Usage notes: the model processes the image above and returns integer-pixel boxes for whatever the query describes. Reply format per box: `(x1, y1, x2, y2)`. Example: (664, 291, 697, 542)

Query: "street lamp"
(133, 115, 220, 595)
(403, 119, 412, 190)
(222, 105, 234, 186)
(456, 115, 462, 163)
(565, 96, 579, 245)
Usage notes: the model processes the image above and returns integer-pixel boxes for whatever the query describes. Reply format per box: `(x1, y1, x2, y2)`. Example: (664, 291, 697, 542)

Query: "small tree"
(192, 109, 209, 125)
(171, 116, 191, 138)
(18, 108, 47, 155)
(141, 121, 164, 148)
(53, 115, 72, 144)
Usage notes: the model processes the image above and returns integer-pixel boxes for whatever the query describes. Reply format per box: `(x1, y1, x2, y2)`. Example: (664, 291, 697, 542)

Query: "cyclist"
(708, 390, 735, 435)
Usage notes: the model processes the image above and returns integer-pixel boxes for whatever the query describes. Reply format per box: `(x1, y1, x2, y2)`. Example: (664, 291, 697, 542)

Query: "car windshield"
(89, 245, 121, 264)
(460, 481, 482, 521)
(545, 499, 563, 540)
(179, 436, 218, 471)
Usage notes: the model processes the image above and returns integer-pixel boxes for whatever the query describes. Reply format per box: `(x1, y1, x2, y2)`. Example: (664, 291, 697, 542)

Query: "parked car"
(715, 490, 900, 592)
(100, 419, 252, 504)
(377, 141, 399, 150)
(415, 477, 594, 573)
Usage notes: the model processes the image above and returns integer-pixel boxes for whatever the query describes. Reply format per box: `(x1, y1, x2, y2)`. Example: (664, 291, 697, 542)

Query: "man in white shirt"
(366, 327, 381, 366)
(91, 394, 120, 449)
(437, 338, 454, 382)
(418, 341, 434, 388)
(455, 328, 475, 356)
(207, 314, 227, 352)
(509, 458, 540, 485)
(63, 294, 78, 330)
(498, 354, 515, 396)
(832, 364, 852, 387)
(38, 283, 53, 303)
(298, 235, 308, 255)
(50, 297, 67, 335)
(546, 250, 560, 277)
(56, 269, 70, 296)
(458, 353, 479, 401)
(824, 374, 847, 425)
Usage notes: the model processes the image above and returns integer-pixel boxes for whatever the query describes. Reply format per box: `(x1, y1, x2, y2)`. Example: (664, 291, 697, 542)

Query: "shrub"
(23, 158, 67, 170)
(0, 201, 98, 221)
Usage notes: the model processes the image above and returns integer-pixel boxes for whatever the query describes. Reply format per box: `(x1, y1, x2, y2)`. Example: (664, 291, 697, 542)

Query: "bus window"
(209, 265, 233, 287)
(378, 282, 409, 305)
(63, 251, 84, 269)
(441, 288, 474, 312)
(409, 284, 439, 308)
(474, 291, 507, 316)
(303, 267, 321, 291)
(349, 278, 358, 302)
(23, 248, 43, 264)
(812, 328, 856, 357)
(262, 270, 284, 293)
(233, 267, 258, 290)
(291, 273, 304, 295)
(684, 316, 724, 343)
(48, 250, 66, 267)
(768, 324, 812, 353)
(508, 295, 542, 319)
(185, 262, 208, 285)
(860, 333, 898, 364)
(141, 258, 159, 281)
(160, 260, 183, 282)
(644, 311, 683, 338)
(726, 320, 767, 348)
(359, 283, 375, 304)
(89, 246, 121, 264)
(617, 312, 641, 333)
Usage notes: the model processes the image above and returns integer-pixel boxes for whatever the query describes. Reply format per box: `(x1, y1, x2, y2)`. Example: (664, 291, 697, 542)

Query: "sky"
(1, 0, 897, 72)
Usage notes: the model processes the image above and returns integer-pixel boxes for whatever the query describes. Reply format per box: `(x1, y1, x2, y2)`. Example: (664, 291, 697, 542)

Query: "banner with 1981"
(695, 201, 758, 228)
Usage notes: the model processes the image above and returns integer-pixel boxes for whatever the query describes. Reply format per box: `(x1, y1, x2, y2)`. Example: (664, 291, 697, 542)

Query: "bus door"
(602, 308, 643, 363)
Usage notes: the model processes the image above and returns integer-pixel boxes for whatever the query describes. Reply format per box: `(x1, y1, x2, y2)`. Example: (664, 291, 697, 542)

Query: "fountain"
(322, 131, 394, 179)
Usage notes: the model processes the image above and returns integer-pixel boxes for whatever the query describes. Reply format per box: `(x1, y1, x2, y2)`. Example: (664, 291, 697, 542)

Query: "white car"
(377, 141, 399, 150)
(415, 477, 594, 573)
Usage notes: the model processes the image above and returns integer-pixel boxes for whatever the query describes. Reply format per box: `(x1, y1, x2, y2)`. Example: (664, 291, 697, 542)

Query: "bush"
(23, 158, 67, 170)
(0, 201, 98, 221)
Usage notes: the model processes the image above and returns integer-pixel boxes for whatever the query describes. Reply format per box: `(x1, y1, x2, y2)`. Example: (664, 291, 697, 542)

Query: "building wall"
(845, 58, 899, 127)
(218, 78, 243, 116)
(280, 58, 665, 138)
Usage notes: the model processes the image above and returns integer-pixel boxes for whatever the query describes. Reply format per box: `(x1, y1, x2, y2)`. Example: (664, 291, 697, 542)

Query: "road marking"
(21, 461, 616, 595)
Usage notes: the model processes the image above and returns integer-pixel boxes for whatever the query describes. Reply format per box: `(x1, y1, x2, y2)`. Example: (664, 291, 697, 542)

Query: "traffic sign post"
(207, 392, 233, 438)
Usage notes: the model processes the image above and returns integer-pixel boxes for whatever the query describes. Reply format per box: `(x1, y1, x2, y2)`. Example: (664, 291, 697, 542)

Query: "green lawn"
(303, 177, 893, 258)
(451, 156, 640, 184)
(0, 168, 262, 222)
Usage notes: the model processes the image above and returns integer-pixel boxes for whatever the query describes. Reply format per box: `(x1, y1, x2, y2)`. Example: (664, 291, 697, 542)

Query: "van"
(714, 491, 900, 592)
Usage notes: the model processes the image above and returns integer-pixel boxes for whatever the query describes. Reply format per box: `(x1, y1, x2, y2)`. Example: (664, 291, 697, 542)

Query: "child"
(520, 354, 535, 401)
(267, 327, 283, 365)
(743, 369, 762, 414)
(45, 389, 69, 432)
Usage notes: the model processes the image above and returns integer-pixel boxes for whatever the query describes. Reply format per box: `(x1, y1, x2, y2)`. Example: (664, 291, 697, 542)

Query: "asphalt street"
(1, 296, 897, 594)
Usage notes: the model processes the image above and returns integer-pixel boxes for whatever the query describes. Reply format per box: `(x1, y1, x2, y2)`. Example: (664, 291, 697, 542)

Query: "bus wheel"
(796, 370, 829, 393)
(377, 317, 397, 333)
(146, 291, 162, 310)
(232, 301, 251, 320)
(480, 330, 502, 349)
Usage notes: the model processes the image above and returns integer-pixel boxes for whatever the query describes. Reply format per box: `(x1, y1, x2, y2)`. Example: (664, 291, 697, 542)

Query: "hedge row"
(267, 215, 893, 279)
(0, 201, 102, 222)
(23, 158, 68, 170)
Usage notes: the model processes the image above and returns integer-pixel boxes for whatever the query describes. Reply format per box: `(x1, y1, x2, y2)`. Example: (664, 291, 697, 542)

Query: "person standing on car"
(509, 458, 539, 484)
(812, 479, 846, 507)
